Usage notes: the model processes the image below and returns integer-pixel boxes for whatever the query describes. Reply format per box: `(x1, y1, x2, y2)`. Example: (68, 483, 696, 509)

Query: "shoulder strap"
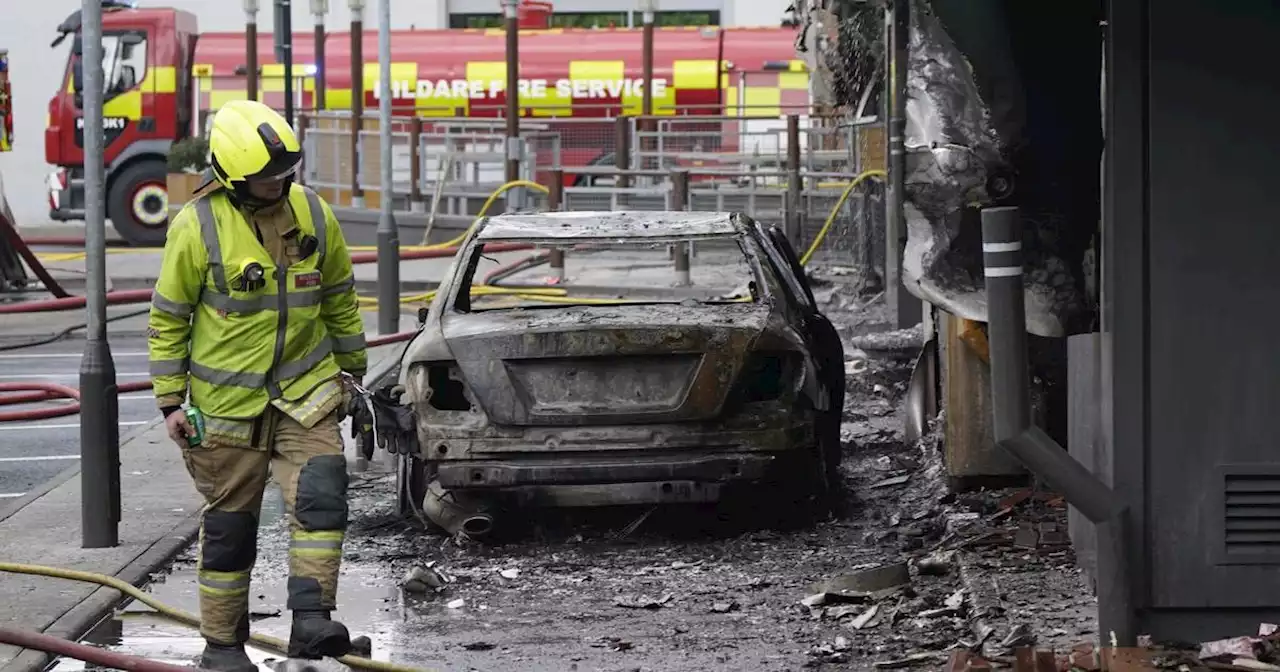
(192, 194, 227, 294)
(299, 186, 328, 271)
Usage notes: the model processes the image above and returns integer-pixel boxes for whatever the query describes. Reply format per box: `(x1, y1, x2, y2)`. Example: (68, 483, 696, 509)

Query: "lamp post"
(374, 0, 398, 335)
(79, 0, 120, 549)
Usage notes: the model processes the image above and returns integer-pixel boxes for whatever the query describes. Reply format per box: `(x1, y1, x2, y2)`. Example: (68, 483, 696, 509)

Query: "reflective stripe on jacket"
(147, 184, 368, 421)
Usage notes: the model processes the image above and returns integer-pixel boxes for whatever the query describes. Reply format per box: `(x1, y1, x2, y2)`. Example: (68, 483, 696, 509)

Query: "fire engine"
(44, 1, 809, 246)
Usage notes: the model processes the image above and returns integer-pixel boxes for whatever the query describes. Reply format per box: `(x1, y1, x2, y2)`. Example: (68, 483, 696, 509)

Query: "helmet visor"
(243, 121, 301, 182)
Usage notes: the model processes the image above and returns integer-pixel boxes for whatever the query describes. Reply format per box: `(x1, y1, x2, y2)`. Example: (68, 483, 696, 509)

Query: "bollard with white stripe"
(980, 206, 1031, 444)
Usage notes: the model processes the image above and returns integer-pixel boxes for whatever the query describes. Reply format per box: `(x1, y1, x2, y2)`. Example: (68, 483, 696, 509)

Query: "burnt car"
(378, 210, 846, 538)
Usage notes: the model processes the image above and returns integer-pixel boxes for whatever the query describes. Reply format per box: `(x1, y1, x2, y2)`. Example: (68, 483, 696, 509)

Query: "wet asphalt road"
(0, 328, 155, 505)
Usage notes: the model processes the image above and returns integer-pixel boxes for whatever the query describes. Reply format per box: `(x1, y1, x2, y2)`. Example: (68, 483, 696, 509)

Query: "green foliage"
(167, 136, 209, 173)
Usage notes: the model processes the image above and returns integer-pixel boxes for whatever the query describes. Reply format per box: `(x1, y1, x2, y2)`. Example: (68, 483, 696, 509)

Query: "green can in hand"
(184, 406, 205, 447)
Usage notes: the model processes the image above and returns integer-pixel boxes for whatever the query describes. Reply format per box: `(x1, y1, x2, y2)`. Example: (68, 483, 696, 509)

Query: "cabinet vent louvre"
(1225, 474, 1280, 557)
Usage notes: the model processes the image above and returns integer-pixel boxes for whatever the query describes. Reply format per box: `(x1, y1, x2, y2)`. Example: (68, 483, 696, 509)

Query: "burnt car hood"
(437, 303, 772, 427)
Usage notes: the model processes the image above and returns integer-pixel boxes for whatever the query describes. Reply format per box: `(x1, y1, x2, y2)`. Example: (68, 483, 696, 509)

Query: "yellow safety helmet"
(207, 100, 302, 206)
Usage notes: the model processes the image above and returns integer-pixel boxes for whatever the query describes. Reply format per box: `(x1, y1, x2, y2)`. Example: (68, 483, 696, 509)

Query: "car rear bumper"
(432, 451, 792, 507)
(435, 451, 776, 489)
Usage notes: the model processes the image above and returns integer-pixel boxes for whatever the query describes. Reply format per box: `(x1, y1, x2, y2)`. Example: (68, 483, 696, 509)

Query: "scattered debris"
(445, 598, 465, 609)
(810, 562, 911, 596)
(402, 564, 449, 594)
(461, 641, 495, 651)
(915, 550, 954, 576)
(710, 601, 739, 614)
(592, 637, 634, 652)
(498, 568, 520, 580)
(850, 604, 879, 630)
(871, 474, 912, 489)
(615, 593, 674, 610)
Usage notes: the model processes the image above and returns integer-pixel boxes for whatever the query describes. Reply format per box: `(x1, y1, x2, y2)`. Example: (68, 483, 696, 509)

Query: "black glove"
(345, 392, 376, 460)
(370, 385, 421, 456)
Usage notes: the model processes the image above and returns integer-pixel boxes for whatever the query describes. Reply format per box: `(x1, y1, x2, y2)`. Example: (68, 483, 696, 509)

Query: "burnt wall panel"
(1146, 0, 1280, 609)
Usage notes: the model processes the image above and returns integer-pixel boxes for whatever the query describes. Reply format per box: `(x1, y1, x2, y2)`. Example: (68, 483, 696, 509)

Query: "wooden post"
(941, 313, 1026, 491)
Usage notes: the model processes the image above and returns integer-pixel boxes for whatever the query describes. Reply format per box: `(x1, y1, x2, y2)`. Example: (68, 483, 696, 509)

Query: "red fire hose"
(0, 210, 454, 422)
(0, 625, 197, 672)
(0, 331, 416, 422)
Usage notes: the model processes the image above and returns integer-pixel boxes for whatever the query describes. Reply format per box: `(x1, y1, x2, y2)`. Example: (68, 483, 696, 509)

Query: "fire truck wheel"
(107, 160, 169, 247)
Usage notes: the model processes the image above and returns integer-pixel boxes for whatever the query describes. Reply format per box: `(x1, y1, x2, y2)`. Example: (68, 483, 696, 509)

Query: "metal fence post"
(374, 0, 398, 335)
(548, 170, 565, 283)
(615, 117, 632, 204)
(671, 170, 690, 286)
(348, 0, 365, 207)
(80, 0, 120, 549)
(408, 117, 424, 213)
(786, 114, 802, 245)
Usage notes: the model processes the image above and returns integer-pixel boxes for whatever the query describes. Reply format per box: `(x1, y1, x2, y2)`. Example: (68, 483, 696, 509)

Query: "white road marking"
(0, 372, 150, 380)
(0, 352, 149, 360)
(0, 420, 148, 431)
(0, 493, 26, 499)
(0, 455, 79, 462)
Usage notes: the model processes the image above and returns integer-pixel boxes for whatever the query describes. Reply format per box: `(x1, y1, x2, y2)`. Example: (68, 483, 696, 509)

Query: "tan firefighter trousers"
(180, 407, 348, 646)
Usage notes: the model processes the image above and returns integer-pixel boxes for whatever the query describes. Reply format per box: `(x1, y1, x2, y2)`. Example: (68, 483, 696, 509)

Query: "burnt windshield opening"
(449, 236, 765, 313)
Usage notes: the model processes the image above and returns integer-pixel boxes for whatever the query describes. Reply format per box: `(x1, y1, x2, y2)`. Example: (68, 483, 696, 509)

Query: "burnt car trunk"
(441, 304, 773, 427)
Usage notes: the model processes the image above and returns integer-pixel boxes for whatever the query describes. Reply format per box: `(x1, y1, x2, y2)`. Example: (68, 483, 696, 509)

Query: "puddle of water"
(51, 447, 438, 672)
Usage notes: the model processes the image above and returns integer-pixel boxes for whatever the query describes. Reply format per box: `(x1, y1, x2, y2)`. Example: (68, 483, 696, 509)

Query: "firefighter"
(146, 99, 367, 671)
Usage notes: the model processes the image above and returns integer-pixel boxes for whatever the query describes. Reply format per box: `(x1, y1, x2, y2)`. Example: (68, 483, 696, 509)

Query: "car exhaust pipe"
(422, 480, 495, 539)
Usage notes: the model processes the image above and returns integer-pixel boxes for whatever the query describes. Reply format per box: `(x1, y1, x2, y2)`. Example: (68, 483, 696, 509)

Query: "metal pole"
(280, 0, 295, 127)
(980, 206, 1135, 646)
(884, 0, 919, 328)
(245, 0, 259, 102)
(312, 0, 327, 110)
(671, 170, 690, 286)
(786, 114, 802, 245)
(503, 0, 520, 186)
(374, 0, 397, 335)
(548, 170, 565, 282)
(349, 0, 365, 207)
(79, 0, 119, 549)
(640, 0, 655, 117)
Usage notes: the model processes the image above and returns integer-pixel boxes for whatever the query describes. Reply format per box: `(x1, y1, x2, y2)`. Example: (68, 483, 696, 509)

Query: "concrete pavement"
(0, 308, 156, 500)
(0, 320, 412, 672)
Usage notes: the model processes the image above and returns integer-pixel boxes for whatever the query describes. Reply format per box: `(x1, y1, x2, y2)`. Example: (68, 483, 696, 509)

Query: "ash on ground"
(281, 271, 1099, 671)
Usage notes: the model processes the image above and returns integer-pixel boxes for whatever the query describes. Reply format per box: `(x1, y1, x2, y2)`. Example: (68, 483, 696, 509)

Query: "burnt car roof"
(474, 211, 745, 241)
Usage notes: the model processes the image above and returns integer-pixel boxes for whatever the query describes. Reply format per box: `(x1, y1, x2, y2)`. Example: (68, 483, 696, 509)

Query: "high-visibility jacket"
(147, 184, 367, 437)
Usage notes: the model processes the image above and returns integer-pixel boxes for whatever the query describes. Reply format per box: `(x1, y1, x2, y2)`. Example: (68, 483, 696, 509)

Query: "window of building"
(634, 10, 721, 26)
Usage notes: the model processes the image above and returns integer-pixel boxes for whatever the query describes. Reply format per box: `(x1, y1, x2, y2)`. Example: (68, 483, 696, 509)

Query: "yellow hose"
(798, 169, 886, 267)
(0, 562, 430, 672)
(427, 179, 549, 250)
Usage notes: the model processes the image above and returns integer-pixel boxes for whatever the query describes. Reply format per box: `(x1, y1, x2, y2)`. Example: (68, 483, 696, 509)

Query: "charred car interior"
(373, 211, 847, 539)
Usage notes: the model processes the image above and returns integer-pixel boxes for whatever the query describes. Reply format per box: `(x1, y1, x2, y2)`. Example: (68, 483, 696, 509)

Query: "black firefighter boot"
(199, 641, 257, 672)
(200, 614, 257, 672)
(288, 610, 353, 659)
